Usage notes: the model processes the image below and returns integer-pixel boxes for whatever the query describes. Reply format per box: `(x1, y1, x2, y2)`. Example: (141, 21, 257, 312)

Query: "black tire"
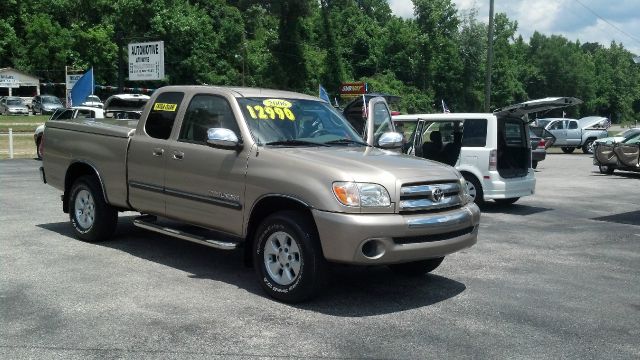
(494, 197, 519, 205)
(462, 173, 484, 206)
(532, 160, 538, 169)
(561, 147, 575, 154)
(68, 175, 118, 242)
(389, 257, 445, 276)
(253, 210, 327, 303)
(598, 165, 614, 175)
(582, 139, 595, 154)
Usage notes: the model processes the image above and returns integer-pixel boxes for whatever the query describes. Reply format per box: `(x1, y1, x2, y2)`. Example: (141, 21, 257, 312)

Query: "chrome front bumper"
(312, 203, 480, 265)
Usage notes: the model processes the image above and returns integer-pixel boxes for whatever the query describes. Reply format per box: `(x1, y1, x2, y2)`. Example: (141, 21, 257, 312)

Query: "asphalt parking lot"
(1, 154, 639, 359)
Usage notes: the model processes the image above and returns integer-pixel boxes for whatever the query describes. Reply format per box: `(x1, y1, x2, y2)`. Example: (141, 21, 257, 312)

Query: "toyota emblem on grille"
(431, 187, 444, 202)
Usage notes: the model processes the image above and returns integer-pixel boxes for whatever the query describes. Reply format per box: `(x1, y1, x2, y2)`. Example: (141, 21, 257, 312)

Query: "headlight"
(332, 182, 391, 207)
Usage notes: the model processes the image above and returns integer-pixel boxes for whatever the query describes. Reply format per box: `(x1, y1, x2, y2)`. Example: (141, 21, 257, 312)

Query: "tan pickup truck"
(40, 85, 480, 302)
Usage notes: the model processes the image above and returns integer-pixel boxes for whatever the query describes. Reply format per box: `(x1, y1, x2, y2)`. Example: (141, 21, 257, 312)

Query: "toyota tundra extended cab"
(40, 86, 480, 302)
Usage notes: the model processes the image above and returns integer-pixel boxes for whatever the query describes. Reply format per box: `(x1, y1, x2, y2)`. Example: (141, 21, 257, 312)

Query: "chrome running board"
(133, 215, 238, 250)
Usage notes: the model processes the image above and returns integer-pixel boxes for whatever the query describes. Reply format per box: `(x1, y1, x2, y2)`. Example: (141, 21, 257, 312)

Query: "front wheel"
(561, 147, 575, 154)
(389, 257, 445, 276)
(582, 139, 595, 154)
(69, 175, 118, 242)
(253, 211, 327, 303)
(463, 173, 484, 206)
(599, 165, 614, 175)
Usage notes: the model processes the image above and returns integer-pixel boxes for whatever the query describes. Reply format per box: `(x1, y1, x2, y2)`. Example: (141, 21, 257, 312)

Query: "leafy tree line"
(1, 0, 639, 123)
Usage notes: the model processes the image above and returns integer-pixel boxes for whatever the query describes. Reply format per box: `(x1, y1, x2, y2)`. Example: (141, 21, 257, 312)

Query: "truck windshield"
(237, 97, 364, 146)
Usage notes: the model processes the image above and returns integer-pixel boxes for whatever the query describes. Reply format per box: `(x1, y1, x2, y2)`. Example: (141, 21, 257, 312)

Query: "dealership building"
(0, 68, 41, 97)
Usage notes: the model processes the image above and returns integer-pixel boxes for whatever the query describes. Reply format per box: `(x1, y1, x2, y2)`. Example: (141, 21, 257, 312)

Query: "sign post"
(128, 41, 165, 81)
(65, 66, 83, 107)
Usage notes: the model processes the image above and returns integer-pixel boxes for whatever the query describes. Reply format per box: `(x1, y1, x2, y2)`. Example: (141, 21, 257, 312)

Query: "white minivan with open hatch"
(393, 97, 581, 205)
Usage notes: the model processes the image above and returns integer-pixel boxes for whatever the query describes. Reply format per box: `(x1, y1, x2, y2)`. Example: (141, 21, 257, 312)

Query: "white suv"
(393, 97, 581, 205)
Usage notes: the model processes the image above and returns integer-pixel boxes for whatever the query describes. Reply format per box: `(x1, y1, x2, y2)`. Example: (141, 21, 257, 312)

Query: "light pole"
(484, 0, 495, 112)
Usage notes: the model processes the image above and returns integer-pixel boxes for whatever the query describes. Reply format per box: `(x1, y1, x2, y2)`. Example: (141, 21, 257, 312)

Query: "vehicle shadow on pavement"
(590, 171, 640, 179)
(37, 217, 465, 315)
(297, 266, 466, 317)
(480, 203, 552, 216)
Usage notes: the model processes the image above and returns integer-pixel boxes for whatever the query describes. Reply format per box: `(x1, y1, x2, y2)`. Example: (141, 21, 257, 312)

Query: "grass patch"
(0, 133, 36, 159)
(0, 115, 47, 133)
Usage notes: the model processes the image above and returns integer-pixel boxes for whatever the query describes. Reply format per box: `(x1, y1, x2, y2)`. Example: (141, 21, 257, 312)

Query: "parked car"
(392, 97, 581, 206)
(594, 132, 640, 174)
(81, 95, 104, 109)
(34, 106, 105, 159)
(0, 96, 29, 115)
(39, 85, 479, 302)
(32, 95, 64, 115)
(103, 93, 150, 119)
(593, 127, 640, 145)
(540, 116, 608, 154)
(529, 129, 546, 169)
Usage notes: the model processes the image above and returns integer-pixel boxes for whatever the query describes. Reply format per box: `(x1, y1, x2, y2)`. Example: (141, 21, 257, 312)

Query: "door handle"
(152, 148, 164, 156)
(172, 151, 184, 160)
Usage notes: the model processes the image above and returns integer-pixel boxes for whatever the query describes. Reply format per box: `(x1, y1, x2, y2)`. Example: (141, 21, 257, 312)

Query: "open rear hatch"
(494, 97, 582, 178)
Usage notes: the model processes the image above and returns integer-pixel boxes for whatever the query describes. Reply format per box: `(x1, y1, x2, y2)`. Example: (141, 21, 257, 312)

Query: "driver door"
(364, 97, 396, 148)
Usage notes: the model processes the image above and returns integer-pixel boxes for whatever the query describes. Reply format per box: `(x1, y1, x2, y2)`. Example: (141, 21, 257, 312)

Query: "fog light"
(361, 239, 385, 259)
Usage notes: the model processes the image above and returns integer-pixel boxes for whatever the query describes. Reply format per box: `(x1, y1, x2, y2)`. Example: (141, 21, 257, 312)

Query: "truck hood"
(268, 146, 459, 183)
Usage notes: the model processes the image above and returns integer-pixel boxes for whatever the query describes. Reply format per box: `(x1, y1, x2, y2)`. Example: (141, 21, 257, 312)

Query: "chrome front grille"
(399, 182, 462, 213)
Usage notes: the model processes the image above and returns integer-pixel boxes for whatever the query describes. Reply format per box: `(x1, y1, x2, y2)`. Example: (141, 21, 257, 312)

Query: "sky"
(388, 0, 640, 56)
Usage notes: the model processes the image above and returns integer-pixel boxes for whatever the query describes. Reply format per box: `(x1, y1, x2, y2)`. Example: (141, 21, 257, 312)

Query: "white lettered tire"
(253, 211, 327, 303)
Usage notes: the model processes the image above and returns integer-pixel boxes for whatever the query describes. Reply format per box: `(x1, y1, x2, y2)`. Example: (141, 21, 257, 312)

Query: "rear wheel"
(462, 173, 484, 206)
(389, 257, 445, 276)
(582, 139, 595, 154)
(532, 160, 538, 169)
(253, 211, 327, 303)
(561, 147, 575, 154)
(494, 197, 519, 205)
(68, 175, 118, 242)
(598, 165, 614, 175)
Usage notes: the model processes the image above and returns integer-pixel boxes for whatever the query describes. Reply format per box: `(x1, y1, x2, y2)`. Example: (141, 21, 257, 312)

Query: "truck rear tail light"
(489, 149, 497, 171)
(538, 139, 545, 147)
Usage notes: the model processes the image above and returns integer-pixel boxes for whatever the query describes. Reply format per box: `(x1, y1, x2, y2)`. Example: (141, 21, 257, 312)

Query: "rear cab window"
(145, 92, 185, 139)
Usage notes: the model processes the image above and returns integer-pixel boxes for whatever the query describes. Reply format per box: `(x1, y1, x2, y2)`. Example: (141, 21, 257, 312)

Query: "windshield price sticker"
(246, 104, 295, 121)
(153, 103, 177, 111)
(263, 99, 292, 108)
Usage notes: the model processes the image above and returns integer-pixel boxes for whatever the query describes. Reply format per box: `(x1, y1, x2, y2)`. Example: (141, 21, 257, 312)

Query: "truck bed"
(43, 118, 138, 209)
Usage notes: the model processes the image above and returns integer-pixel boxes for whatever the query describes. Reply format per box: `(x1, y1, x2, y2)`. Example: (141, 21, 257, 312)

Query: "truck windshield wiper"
(324, 138, 369, 146)
(265, 139, 330, 147)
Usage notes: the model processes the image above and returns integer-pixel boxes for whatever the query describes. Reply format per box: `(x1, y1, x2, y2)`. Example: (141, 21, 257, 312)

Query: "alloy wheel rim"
(466, 181, 477, 200)
(263, 231, 302, 286)
(74, 189, 95, 230)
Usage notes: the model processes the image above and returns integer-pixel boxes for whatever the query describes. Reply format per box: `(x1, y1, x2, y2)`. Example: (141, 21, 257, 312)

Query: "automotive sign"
(0, 74, 19, 88)
(128, 41, 165, 81)
(339, 82, 368, 98)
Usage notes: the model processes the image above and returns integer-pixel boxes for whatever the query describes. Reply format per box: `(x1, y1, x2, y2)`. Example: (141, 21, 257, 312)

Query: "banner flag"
(70, 68, 94, 107)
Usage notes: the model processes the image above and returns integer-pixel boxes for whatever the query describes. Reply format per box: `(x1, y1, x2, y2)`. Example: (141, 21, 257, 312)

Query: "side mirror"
(377, 132, 403, 149)
(206, 128, 242, 150)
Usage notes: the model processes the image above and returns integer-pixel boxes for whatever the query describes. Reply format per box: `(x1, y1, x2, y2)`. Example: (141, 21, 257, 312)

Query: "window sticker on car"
(245, 104, 296, 121)
(262, 99, 292, 108)
(153, 103, 177, 111)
